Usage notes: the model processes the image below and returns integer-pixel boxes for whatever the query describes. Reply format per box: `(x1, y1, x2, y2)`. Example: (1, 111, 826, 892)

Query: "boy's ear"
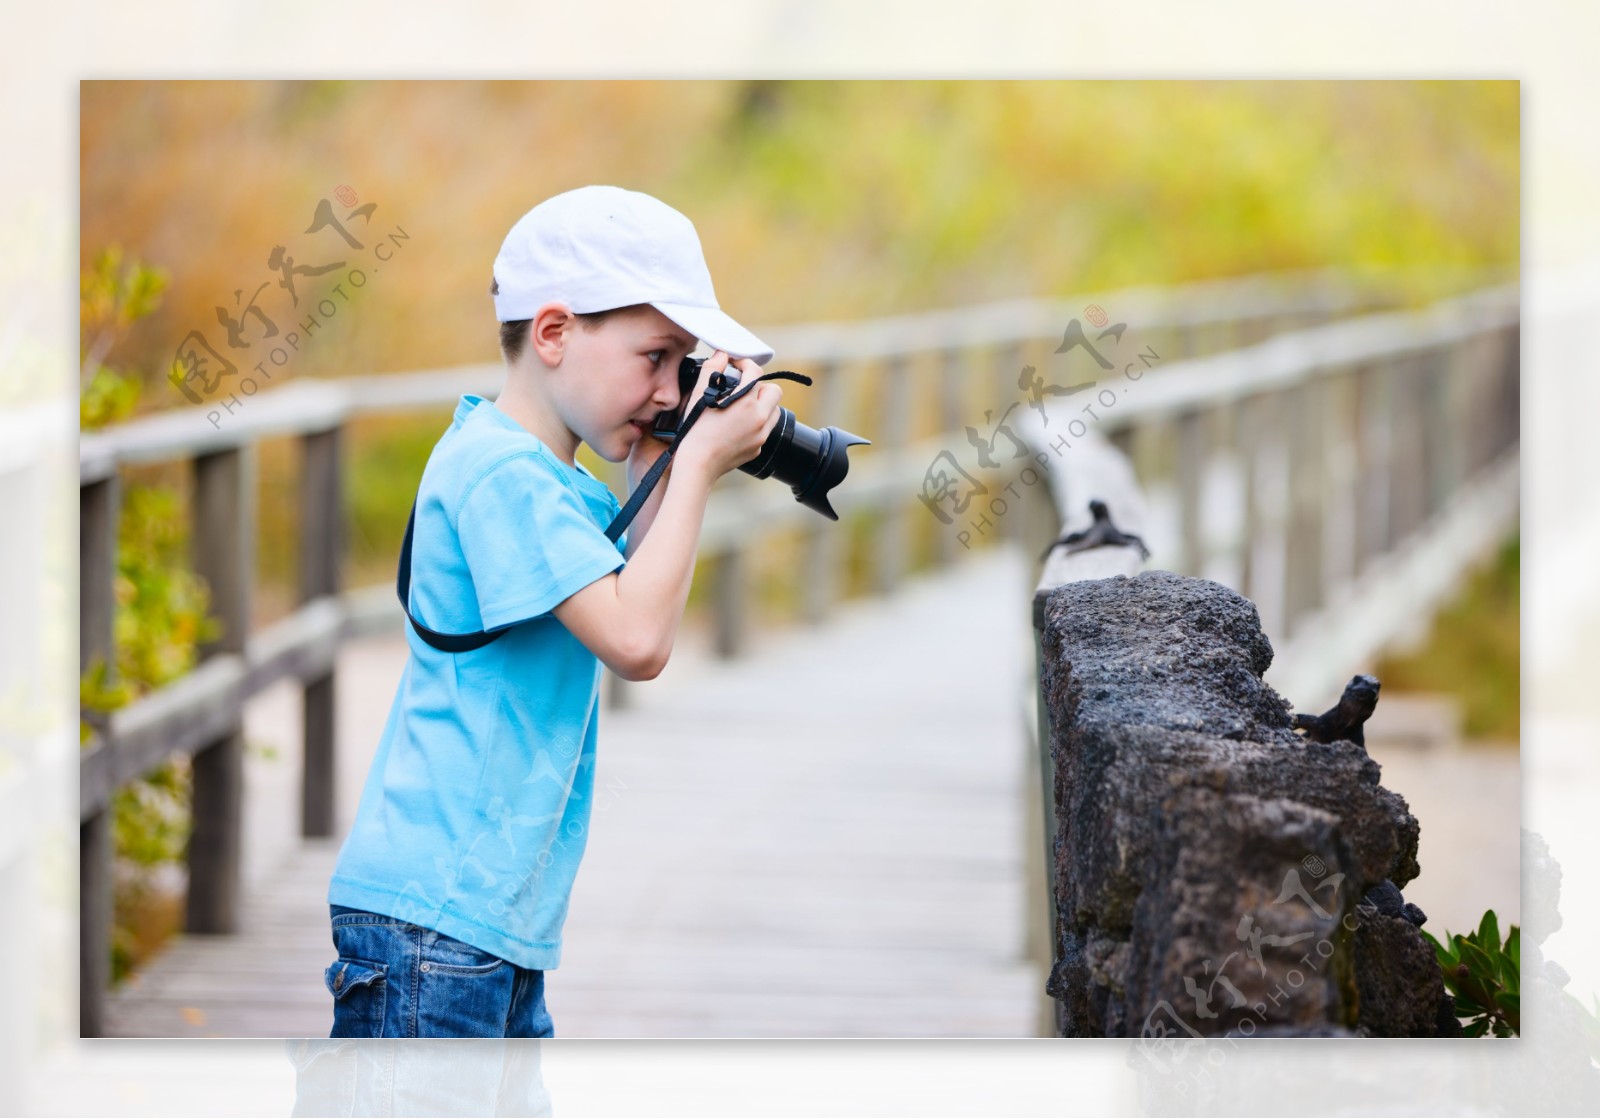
(528, 303, 576, 365)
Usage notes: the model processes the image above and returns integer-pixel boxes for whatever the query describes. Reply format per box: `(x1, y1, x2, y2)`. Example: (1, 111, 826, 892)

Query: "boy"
(323, 185, 783, 1038)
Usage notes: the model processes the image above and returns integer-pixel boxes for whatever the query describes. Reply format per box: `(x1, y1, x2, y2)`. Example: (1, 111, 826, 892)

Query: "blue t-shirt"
(328, 393, 627, 970)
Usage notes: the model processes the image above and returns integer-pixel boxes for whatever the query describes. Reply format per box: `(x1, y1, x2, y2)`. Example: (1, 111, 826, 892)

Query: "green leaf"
(1459, 939, 1500, 985)
(1462, 1017, 1490, 1038)
(1478, 909, 1501, 953)
(1494, 991, 1519, 1016)
(1452, 992, 1487, 1015)
(1497, 948, 1518, 996)
(1505, 925, 1519, 974)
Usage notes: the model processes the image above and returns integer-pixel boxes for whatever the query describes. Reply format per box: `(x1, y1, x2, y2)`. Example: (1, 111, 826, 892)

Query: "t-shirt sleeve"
(455, 452, 625, 630)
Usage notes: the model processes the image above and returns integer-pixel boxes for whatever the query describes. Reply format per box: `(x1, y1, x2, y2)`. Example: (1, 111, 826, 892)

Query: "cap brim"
(649, 301, 774, 365)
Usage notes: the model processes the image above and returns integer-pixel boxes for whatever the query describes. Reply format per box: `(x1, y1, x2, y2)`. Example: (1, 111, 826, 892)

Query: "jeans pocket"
(424, 931, 508, 976)
(325, 957, 389, 1038)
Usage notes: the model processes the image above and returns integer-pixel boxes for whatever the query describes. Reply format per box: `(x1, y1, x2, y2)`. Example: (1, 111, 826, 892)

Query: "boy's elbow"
(630, 656, 665, 682)
(616, 637, 667, 682)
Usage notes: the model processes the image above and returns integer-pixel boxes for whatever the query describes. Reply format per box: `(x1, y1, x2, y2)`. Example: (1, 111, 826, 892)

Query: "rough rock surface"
(1037, 570, 1451, 1037)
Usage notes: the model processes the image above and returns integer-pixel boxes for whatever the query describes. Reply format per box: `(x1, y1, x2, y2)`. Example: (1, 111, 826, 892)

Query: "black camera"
(650, 356, 869, 520)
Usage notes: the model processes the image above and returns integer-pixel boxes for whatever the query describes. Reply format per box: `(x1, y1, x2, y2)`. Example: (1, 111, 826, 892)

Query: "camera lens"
(738, 412, 869, 521)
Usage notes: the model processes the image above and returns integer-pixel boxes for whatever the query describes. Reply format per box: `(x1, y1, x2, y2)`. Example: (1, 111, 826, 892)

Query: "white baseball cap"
(492, 184, 774, 365)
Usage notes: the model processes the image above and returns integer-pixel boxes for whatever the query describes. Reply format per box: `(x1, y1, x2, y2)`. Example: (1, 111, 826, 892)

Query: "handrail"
(77, 269, 1437, 477)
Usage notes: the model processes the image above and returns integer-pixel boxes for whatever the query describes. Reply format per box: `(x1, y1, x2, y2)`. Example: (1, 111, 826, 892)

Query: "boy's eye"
(646, 349, 666, 367)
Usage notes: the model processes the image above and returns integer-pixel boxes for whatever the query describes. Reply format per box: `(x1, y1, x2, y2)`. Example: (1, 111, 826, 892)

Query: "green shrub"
(1423, 909, 1520, 1037)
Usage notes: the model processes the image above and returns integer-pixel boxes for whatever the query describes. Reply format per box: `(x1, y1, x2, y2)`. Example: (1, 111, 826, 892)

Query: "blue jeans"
(325, 904, 555, 1038)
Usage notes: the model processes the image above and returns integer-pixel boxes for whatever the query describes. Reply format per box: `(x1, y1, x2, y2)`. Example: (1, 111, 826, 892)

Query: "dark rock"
(1363, 878, 1426, 927)
(1037, 570, 1444, 1038)
(1351, 902, 1457, 1036)
(1364, 878, 1405, 917)
(1435, 990, 1466, 1038)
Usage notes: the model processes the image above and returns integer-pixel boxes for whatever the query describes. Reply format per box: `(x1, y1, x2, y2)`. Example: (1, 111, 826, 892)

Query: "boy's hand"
(672, 350, 783, 484)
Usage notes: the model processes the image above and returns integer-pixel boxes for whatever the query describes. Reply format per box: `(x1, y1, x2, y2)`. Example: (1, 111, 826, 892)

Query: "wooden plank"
(78, 379, 350, 472)
(86, 656, 246, 819)
(81, 599, 344, 821)
(242, 597, 343, 692)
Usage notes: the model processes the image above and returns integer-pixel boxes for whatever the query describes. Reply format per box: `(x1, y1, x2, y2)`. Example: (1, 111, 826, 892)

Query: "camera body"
(649, 358, 742, 442)
(650, 356, 868, 521)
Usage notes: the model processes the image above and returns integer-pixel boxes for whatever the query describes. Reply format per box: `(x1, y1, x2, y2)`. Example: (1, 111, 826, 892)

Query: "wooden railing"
(1019, 282, 1520, 1034)
(74, 268, 1445, 1035)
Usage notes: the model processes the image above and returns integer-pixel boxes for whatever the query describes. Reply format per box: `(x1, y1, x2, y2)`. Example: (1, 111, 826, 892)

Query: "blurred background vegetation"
(79, 79, 1520, 606)
(80, 80, 1519, 975)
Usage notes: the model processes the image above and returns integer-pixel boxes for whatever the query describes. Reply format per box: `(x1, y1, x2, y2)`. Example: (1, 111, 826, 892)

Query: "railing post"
(1175, 316, 1197, 361)
(1421, 347, 1448, 520)
(78, 474, 118, 1038)
(935, 348, 967, 568)
(1322, 369, 1359, 595)
(187, 447, 253, 933)
(994, 343, 1027, 547)
(1284, 380, 1324, 634)
(873, 353, 910, 590)
(604, 667, 630, 711)
(1388, 355, 1425, 546)
(1354, 361, 1391, 572)
(711, 547, 747, 659)
(802, 360, 844, 622)
(1176, 409, 1205, 576)
(299, 426, 343, 838)
(1437, 338, 1468, 511)
(1463, 329, 1495, 479)
(1236, 395, 1265, 602)
(1496, 321, 1521, 457)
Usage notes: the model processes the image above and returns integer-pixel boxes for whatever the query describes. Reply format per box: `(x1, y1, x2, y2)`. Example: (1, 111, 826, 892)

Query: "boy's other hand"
(672, 350, 782, 484)
(625, 349, 729, 488)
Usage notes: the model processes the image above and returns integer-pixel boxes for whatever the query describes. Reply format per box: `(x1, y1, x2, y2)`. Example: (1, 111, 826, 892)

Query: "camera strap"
(397, 367, 811, 653)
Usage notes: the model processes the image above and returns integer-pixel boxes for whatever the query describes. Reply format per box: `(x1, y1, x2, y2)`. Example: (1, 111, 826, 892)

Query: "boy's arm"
(552, 354, 782, 681)
(552, 457, 714, 681)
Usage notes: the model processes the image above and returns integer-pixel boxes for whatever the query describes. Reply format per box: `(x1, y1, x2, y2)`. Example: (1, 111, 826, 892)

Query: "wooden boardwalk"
(104, 547, 1044, 1038)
